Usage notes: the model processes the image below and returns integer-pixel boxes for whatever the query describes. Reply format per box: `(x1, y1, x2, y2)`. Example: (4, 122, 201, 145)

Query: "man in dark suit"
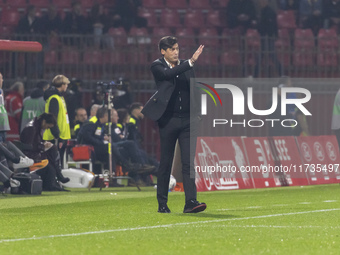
(142, 36, 206, 213)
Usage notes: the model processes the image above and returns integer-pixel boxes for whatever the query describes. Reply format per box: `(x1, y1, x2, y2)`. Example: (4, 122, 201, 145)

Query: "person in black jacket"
(142, 36, 206, 213)
(254, 0, 282, 77)
(226, 0, 257, 32)
(112, 108, 157, 186)
(72, 107, 88, 139)
(127, 103, 144, 146)
(16, 5, 42, 35)
(62, 1, 87, 35)
(20, 113, 70, 191)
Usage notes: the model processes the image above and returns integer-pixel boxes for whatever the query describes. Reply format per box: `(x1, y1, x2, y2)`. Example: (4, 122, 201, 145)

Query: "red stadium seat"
(318, 29, 338, 50)
(245, 29, 261, 49)
(275, 32, 291, 67)
(129, 27, 149, 36)
(293, 30, 315, 67)
(151, 27, 171, 48)
(198, 28, 219, 47)
(293, 51, 314, 66)
(81, 0, 96, 9)
(184, 10, 205, 28)
(152, 27, 171, 36)
(128, 27, 151, 46)
(275, 29, 290, 49)
(317, 52, 337, 67)
(0, 25, 14, 36)
(189, 0, 211, 9)
(278, 29, 290, 41)
(221, 28, 242, 50)
(44, 50, 58, 65)
(108, 27, 127, 46)
(29, 0, 51, 8)
(207, 10, 222, 27)
(61, 49, 80, 64)
(138, 8, 159, 27)
(5, 0, 26, 7)
(83, 50, 103, 65)
(200, 48, 219, 65)
(175, 27, 195, 47)
(161, 9, 182, 28)
(294, 29, 314, 49)
(104, 50, 126, 64)
(220, 51, 241, 66)
(213, 0, 230, 8)
(142, 0, 164, 9)
(277, 10, 296, 30)
(51, 0, 71, 8)
(0, 8, 20, 26)
(166, 0, 188, 9)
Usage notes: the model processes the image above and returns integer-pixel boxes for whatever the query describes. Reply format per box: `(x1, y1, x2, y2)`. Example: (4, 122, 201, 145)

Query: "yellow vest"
(129, 117, 136, 125)
(43, 94, 71, 140)
(90, 116, 98, 123)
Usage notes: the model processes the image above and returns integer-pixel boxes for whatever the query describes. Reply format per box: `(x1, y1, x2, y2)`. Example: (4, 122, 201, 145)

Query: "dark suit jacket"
(142, 58, 197, 121)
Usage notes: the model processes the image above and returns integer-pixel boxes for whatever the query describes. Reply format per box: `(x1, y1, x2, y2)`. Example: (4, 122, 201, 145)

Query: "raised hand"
(191, 45, 205, 63)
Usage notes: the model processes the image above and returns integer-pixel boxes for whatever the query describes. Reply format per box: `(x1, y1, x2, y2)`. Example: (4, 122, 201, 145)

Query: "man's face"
(111, 110, 118, 124)
(41, 120, 54, 130)
(133, 106, 144, 120)
(161, 43, 179, 64)
(61, 83, 68, 92)
(100, 113, 108, 124)
(75, 109, 87, 123)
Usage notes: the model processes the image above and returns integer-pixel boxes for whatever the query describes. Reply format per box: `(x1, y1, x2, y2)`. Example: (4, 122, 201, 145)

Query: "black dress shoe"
(58, 177, 70, 184)
(158, 204, 171, 213)
(183, 200, 207, 213)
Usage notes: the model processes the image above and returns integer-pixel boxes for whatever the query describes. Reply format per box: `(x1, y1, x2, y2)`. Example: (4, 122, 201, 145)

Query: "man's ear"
(160, 49, 165, 55)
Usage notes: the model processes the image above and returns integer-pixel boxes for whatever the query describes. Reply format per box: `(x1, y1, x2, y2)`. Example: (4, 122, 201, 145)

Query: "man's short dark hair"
(129, 102, 143, 114)
(38, 113, 57, 126)
(36, 80, 49, 90)
(159, 36, 178, 53)
(75, 107, 86, 116)
(96, 107, 108, 119)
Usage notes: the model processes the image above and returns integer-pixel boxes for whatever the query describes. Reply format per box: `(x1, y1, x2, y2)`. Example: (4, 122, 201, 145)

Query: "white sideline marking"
(217, 225, 338, 229)
(299, 202, 311, 204)
(0, 208, 339, 244)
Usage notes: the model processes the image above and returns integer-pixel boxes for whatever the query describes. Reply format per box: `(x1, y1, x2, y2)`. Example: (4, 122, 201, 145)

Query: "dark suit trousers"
(157, 115, 197, 205)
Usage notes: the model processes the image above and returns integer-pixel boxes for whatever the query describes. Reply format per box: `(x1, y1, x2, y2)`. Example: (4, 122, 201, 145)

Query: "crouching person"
(20, 113, 70, 191)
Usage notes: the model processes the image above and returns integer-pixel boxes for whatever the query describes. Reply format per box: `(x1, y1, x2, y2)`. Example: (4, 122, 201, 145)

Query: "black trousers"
(157, 116, 197, 205)
(0, 162, 12, 183)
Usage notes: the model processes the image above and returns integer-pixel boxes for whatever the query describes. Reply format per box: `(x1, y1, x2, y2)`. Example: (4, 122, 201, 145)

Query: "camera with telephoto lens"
(97, 81, 118, 92)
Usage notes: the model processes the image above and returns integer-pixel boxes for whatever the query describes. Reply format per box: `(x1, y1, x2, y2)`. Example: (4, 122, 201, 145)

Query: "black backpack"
(11, 172, 43, 195)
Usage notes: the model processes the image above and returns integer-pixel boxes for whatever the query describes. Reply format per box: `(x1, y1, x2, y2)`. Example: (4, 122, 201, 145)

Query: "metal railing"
(1, 33, 339, 158)
(0, 33, 339, 85)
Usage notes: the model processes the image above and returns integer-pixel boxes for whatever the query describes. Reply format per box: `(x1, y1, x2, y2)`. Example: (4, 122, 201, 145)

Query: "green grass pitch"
(0, 184, 339, 255)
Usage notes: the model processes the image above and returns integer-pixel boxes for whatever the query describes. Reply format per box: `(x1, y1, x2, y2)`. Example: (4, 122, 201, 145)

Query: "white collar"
(164, 58, 180, 68)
